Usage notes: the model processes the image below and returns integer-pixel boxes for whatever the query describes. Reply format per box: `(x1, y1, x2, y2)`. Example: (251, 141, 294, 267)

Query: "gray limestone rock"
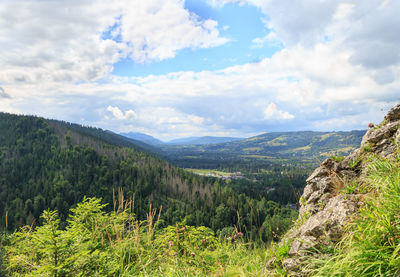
(361, 121, 400, 146)
(384, 103, 400, 122)
(278, 103, 400, 275)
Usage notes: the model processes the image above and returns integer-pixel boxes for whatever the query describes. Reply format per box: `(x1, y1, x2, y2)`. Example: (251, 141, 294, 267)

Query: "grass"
(329, 154, 345, 162)
(3, 192, 273, 276)
(185, 168, 234, 176)
(307, 153, 400, 276)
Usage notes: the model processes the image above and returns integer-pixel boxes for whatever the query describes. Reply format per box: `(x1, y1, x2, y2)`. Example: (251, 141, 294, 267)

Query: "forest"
(158, 130, 364, 173)
(0, 112, 298, 243)
(2, 112, 396, 276)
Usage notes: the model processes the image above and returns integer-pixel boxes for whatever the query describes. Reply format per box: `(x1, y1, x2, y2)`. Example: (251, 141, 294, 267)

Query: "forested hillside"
(160, 130, 365, 172)
(2, 107, 396, 276)
(0, 112, 296, 243)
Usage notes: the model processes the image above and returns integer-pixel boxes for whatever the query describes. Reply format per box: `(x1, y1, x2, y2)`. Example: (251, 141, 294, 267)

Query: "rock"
(296, 195, 357, 243)
(384, 103, 400, 122)
(396, 128, 400, 145)
(303, 160, 337, 206)
(283, 258, 298, 272)
(361, 121, 400, 146)
(279, 103, 400, 275)
(265, 257, 276, 269)
(289, 236, 317, 256)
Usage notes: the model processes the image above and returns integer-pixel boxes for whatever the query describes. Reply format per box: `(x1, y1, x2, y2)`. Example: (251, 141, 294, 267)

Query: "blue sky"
(0, 0, 399, 140)
(113, 1, 280, 77)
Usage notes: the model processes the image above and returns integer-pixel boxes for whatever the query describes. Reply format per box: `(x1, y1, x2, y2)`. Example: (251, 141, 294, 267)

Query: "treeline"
(0, 113, 296, 242)
(226, 167, 308, 204)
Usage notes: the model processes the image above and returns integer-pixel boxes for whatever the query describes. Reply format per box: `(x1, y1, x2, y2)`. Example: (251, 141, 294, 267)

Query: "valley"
(1, 109, 399, 276)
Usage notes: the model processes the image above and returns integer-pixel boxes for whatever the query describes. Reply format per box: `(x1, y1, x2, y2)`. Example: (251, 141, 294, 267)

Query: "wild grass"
(3, 191, 272, 276)
(307, 153, 400, 276)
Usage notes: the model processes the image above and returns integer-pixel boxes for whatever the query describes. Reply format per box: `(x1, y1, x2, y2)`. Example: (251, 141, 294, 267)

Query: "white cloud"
(333, 2, 355, 20)
(121, 0, 228, 63)
(0, 0, 227, 84)
(210, 0, 400, 70)
(107, 106, 137, 120)
(252, 32, 282, 48)
(1, 0, 400, 139)
(264, 103, 294, 120)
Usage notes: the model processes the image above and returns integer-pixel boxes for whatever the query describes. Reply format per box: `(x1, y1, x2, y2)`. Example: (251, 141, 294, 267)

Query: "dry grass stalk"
(147, 204, 156, 242)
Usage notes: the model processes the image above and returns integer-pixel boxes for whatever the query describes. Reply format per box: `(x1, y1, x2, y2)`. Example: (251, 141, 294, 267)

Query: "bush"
(5, 197, 270, 276)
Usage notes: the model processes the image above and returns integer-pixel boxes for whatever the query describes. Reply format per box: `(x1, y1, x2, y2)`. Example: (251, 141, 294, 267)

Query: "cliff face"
(281, 104, 400, 274)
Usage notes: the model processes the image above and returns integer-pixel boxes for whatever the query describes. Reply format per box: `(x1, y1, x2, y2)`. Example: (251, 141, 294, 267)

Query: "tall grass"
(4, 192, 271, 276)
(308, 154, 400, 276)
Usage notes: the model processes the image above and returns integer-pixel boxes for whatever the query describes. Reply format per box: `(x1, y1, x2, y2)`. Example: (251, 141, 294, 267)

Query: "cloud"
(264, 103, 294, 120)
(1, 0, 400, 139)
(252, 32, 282, 48)
(0, 87, 11, 99)
(210, 0, 400, 70)
(4, 47, 399, 139)
(120, 0, 228, 63)
(107, 106, 137, 120)
(0, 0, 227, 84)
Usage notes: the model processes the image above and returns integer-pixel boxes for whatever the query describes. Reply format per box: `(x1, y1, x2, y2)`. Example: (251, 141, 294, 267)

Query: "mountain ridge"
(160, 130, 366, 171)
(120, 131, 164, 145)
(167, 136, 243, 145)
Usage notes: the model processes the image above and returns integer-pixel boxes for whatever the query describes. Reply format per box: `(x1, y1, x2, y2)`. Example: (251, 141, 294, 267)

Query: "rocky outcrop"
(279, 103, 400, 275)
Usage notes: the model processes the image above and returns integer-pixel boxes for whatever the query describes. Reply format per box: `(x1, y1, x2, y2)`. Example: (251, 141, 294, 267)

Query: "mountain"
(120, 131, 164, 145)
(224, 130, 365, 157)
(0, 112, 294, 240)
(160, 130, 366, 171)
(46, 120, 160, 155)
(167, 136, 243, 145)
(3, 106, 399, 276)
(0, 113, 213, 230)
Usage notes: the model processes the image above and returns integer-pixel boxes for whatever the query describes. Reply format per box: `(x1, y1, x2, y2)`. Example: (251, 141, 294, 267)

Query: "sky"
(0, 0, 399, 141)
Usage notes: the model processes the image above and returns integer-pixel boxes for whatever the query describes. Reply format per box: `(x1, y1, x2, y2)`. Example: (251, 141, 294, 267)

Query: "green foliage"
(309, 154, 400, 276)
(263, 239, 294, 275)
(5, 197, 271, 276)
(348, 158, 361, 168)
(340, 180, 369, 195)
(361, 143, 373, 153)
(329, 154, 344, 162)
(0, 232, 8, 276)
(0, 112, 297, 244)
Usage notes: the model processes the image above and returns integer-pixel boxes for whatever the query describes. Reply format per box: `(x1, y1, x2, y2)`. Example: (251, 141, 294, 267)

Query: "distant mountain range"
(119, 132, 243, 145)
(167, 136, 243, 145)
(120, 131, 164, 145)
(119, 130, 365, 159)
(118, 129, 366, 172)
(210, 130, 367, 158)
(156, 130, 367, 170)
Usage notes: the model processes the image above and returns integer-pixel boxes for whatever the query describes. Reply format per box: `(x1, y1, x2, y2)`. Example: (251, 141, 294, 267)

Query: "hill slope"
(0, 113, 295, 243)
(120, 131, 164, 145)
(161, 130, 365, 171)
